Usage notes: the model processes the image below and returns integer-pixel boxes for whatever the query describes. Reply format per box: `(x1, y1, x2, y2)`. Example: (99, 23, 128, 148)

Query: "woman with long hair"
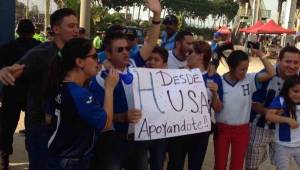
(266, 75, 300, 170)
(44, 38, 119, 170)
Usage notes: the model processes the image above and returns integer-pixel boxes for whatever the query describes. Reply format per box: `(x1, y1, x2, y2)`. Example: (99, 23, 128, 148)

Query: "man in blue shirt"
(161, 14, 179, 50)
(88, 0, 161, 169)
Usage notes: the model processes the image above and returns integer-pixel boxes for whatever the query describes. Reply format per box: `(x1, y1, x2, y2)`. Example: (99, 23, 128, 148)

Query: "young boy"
(145, 46, 168, 170)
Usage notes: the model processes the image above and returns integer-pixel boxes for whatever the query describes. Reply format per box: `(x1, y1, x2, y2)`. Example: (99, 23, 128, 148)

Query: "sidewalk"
(4, 57, 299, 170)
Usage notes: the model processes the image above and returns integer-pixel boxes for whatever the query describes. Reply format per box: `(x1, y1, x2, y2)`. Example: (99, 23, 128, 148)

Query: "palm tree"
(54, 0, 65, 8)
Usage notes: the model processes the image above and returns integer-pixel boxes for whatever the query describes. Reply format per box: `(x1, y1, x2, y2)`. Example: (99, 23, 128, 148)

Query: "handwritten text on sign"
(131, 68, 211, 141)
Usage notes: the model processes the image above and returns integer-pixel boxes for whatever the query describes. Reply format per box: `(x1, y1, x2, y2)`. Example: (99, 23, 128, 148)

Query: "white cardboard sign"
(131, 68, 211, 141)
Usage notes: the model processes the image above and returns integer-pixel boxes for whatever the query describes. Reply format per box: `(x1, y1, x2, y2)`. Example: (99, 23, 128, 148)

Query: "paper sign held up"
(131, 68, 211, 141)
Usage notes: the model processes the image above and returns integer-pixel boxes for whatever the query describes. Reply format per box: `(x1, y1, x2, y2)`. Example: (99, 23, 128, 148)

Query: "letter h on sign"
(133, 70, 165, 114)
(241, 84, 250, 96)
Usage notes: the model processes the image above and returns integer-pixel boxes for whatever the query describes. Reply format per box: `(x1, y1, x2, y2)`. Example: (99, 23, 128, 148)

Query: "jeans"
(25, 125, 53, 170)
(89, 130, 148, 170)
(147, 139, 167, 170)
(167, 132, 210, 170)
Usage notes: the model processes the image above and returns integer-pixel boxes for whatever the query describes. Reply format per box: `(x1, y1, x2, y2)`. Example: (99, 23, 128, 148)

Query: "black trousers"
(0, 86, 26, 154)
(167, 132, 211, 170)
(89, 130, 148, 170)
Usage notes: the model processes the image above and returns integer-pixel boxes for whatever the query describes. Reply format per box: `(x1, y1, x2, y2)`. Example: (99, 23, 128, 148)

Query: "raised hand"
(288, 118, 299, 129)
(146, 0, 161, 14)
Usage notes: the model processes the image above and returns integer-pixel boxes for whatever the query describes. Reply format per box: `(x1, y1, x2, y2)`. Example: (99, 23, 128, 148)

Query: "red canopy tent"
(247, 20, 295, 34)
(217, 26, 231, 34)
(240, 20, 264, 32)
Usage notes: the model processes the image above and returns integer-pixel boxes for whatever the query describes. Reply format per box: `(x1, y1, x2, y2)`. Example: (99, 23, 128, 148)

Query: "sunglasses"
(86, 53, 100, 63)
(115, 46, 130, 53)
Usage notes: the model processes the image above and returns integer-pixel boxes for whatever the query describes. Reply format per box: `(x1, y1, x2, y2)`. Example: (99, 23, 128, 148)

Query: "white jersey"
(216, 73, 258, 125)
(167, 50, 187, 69)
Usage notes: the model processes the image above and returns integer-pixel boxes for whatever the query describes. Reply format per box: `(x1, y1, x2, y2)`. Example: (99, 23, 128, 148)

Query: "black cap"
(126, 29, 137, 37)
(106, 24, 124, 36)
(163, 15, 178, 25)
(16, 19, 35, 36)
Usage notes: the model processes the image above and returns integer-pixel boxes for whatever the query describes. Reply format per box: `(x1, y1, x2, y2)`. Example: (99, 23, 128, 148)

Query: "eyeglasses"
(115, 46, 130, 53)
(86, 53, 100, 63)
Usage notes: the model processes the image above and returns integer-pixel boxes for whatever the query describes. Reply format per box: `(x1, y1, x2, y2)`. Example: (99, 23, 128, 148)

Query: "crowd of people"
(1, 0, 300, 170)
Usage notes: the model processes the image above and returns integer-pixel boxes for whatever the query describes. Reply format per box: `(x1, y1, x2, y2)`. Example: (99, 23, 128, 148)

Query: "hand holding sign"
(127, 109, 142, 123)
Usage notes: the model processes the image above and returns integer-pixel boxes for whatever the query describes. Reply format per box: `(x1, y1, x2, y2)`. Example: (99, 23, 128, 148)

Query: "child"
(266, 75, 300, 170)
(145, 46, 168, 170)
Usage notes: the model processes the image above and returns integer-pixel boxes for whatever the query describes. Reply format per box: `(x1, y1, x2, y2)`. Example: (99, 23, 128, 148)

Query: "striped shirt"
(269, 96, 300, 147)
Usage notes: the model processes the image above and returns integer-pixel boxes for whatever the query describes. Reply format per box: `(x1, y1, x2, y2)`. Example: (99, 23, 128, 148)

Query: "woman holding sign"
(214, 49, 275, 170)
(167, 41, 223, 170)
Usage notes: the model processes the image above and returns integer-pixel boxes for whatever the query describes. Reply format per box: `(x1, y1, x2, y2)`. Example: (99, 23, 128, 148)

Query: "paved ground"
(3, 56, 299, 169)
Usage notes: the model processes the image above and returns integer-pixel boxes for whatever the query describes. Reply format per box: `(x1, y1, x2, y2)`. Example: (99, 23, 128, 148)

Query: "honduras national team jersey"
(269, 96, 300, 147)
(216, 73, 259, 125)
(89, 53, 145, 134)
(47, 82, 107, 159)
(251, 66, 299, 129)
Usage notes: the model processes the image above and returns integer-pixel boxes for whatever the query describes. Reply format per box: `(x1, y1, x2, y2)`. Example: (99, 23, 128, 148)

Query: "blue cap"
(214, 32, 222, 38)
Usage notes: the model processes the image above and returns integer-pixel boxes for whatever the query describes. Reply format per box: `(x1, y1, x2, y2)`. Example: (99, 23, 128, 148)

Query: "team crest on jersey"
(241, 84, 250, 96)
(86, 96, 93, 104)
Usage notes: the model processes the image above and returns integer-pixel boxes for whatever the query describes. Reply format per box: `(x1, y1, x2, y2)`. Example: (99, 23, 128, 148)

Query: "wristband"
(152, 20, 161, 25)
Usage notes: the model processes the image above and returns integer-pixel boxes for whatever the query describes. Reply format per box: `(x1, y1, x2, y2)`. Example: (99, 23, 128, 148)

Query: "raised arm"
(252, 49, 276, 82)
(139, 0, 162, 61)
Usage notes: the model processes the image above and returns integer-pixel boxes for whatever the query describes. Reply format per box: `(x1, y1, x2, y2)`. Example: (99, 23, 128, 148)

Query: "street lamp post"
(80, 0, 91, 38)
(45, 0, 50, 32)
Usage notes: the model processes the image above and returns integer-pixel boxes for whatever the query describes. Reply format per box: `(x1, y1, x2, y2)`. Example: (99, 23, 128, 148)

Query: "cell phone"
(247, 41, 260, 49)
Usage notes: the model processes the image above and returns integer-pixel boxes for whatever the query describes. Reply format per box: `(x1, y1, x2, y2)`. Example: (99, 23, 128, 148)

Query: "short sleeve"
(203, 73, 223, 101)
(247, 73, 261, 94)
(70, 87, 108, 131)
(268, 96, 282, 110)
(132, 52, 146, 67)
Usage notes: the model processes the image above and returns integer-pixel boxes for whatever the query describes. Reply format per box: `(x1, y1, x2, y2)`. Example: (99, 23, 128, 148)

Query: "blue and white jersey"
(269, 96, 300, 147)
(89, 53, 146, 134)
(251, 66, 299, 129)
(167, 50, 187, 69)
(47, 82, 107, 159)
(216, 73, 259, 125)
(161, 31, 177, 50)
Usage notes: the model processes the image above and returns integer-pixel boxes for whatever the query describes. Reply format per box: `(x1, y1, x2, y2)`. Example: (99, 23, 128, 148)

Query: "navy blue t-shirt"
(47, 82, 107, 159)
